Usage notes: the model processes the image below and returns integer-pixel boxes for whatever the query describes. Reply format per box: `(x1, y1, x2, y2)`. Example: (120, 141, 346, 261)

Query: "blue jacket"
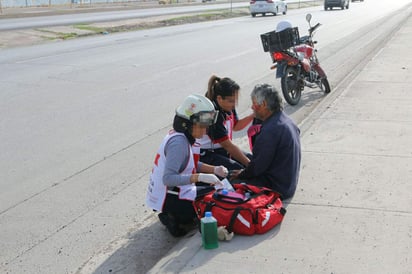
(239, 111, 301, 198)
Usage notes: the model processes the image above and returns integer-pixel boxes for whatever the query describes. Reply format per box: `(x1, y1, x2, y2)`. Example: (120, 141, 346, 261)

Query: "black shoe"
(158, 213, 187, 237)
(179, 218, 199, 234)
(158, 212, 169, 226)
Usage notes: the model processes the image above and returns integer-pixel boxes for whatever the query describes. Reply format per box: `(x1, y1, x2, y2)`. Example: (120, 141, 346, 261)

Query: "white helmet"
(176, 94, 218, 126)
(276, 20, 292, 32)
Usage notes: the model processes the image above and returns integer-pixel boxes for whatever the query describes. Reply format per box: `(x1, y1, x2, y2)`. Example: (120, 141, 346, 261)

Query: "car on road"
(324, 0, 349, 10)
(250, 0, 287, 17)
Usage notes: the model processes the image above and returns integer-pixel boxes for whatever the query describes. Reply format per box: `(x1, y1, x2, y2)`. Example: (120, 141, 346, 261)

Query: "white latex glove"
(198, 173, 221, 185)
(214, 165, 229, 178)
(214, 180, 224, 190)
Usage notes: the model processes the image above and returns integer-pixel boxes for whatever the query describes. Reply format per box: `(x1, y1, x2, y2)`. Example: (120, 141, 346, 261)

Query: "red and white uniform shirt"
(197, 109, 238, 149)
(146, 131, 200, 211)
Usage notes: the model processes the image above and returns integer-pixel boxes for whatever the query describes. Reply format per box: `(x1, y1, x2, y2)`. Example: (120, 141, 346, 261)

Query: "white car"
(250, 0, 288, 17)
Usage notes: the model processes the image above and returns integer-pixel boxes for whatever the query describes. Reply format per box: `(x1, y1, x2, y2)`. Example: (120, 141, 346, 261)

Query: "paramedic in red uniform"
(146, 94, 229, 237)
(197, 75, 254, 171)
(231, 84, 301, 200)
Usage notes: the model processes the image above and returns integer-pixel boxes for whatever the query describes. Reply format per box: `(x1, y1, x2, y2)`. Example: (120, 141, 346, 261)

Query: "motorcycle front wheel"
(322, 78, 331, 94)
(281, 66, 302, 106)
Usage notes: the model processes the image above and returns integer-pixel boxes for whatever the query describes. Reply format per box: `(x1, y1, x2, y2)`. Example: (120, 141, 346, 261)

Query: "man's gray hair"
(251, 84, 283, 113)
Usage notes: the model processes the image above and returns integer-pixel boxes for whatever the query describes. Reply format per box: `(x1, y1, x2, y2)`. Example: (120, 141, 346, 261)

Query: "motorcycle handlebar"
(309, 23, 321, 34)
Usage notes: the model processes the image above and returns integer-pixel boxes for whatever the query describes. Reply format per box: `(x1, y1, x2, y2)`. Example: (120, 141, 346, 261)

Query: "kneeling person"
(146, 94, 228, 237)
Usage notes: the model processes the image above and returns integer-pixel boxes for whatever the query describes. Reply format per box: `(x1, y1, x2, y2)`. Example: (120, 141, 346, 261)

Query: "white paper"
(220, 178, 235, 191)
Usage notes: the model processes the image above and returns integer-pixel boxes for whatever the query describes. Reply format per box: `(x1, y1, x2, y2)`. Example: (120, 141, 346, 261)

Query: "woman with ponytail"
(197, 75, 254, 171)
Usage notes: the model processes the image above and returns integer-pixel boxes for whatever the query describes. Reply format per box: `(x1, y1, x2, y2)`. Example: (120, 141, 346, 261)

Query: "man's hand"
(214, 165, 229, 178)
(229, 169, 243, 180)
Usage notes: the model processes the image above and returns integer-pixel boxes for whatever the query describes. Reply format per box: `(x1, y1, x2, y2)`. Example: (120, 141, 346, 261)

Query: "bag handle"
(227, 207, 241, 233)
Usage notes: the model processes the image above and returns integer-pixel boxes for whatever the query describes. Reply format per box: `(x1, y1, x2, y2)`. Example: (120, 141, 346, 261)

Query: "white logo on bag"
(237, 214, 250, 228)
(261, 211, 271, 227)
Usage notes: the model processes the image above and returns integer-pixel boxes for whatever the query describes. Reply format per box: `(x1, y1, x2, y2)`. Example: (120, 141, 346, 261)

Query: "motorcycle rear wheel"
(281, 66, 302, 106)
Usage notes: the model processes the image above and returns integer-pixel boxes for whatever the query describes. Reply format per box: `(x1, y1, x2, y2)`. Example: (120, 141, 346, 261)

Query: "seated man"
(231, 84, 301, 199)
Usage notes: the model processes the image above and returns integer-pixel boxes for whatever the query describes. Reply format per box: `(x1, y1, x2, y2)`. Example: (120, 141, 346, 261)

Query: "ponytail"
(206, 75, 220, 100)
(205, 75, 239, 101)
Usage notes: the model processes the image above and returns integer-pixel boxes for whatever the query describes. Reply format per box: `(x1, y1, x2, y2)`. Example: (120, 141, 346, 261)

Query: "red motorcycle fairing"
(294, 44, 314, 59)
(313, 63, 327, 78)
(301, 58, 311, 72)
(294, 44, 313, 72)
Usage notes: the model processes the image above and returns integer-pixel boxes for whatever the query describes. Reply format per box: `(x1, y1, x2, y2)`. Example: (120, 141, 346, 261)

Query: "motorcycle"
(260, 14, 331, 105)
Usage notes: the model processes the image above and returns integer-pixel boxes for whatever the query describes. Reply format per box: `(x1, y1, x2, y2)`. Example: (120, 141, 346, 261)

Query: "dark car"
(324, 0, 349, 10)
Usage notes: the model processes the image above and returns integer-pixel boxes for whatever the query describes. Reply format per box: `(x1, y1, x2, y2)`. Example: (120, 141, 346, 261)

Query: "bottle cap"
(205, 211, 212, 217)
(221, 189, 228, 195)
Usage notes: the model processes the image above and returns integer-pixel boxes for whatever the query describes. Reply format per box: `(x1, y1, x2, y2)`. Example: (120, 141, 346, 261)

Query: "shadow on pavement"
(81, 220, 180, 274)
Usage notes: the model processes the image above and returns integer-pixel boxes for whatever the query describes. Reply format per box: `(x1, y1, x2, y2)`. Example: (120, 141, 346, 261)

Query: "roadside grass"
(74, 24, 105, 33)
(158, 8, 251, 25)
(36, 28, 79, 40)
